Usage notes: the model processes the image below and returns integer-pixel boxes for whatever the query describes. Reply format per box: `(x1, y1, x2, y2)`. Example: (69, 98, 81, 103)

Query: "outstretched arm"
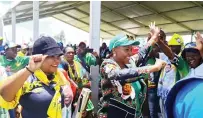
(102, 59, 165, 82)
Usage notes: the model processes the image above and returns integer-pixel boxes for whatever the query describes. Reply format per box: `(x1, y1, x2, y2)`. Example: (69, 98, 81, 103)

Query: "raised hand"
(195, 32, 203, 57)
(149, 21, 160, 38)
(27, 54, 48, 72)
(195, 32, 203, 50)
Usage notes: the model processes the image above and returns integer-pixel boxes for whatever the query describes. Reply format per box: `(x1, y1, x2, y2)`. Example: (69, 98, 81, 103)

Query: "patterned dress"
(98, 58, 148, 118)
(97, 41, 154, 118)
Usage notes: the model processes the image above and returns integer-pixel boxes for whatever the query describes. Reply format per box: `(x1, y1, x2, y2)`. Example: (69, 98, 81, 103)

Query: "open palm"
(195, 32, 203, 50)
(195, 32, 203, 57)
(149, 22, 160, 37)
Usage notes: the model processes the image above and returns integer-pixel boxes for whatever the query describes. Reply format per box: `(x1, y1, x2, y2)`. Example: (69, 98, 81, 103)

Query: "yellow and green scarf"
(67, 60, 81, 80)
(0, 69, 71, 118)
(34, 69, 70, 118)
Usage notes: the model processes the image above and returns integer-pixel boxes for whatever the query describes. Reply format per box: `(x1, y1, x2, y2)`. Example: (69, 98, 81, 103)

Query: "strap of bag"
(78, 55, 90, 73)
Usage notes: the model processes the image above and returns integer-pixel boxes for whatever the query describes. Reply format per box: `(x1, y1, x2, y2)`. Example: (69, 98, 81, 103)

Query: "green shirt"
(74, 53, 97, 69)
(147, 58, 160, 88)
(0, 55, 29, 73)
(171, 55, 190, 80)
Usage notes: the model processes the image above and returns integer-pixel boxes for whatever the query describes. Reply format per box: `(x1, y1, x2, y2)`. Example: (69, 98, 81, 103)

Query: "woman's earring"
(113, 53, 116, 57)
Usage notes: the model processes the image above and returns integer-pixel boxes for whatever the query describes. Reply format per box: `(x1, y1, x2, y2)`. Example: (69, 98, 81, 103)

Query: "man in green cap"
(158, 33, 189, 79)
(156, 33, 189, 117)
(0, 42, 30, 74)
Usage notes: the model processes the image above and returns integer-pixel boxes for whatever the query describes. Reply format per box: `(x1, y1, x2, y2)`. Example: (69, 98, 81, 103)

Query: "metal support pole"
(89, 1, 101, 113)
(191, 31, 195, 42)
(12, 8, 16, 43)
(89, 1, 101, 53)
(33, 1, 39, 41)
(90, 65, 100, 113)
(0, 17, 4, 37)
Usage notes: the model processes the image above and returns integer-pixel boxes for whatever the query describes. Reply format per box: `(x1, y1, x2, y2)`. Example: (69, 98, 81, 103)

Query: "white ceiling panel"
(115, 4, 152, 18)
(80, 17, 89, 23)
(134, 14, 172, 25)
(112, 20, 140, 29)
(100, 31, 113, 38)
(15, 3, 32, 11)
(127, 28, 149, 35)
(53, 14, 75, 22)
(101, 24, 119, 31)
(102, 1, 134, 9)
(43, 1, 62, 6)
(182, 20, 203, 30)
(78, 3, 108, 14)
(64, 10, 88, 19)
(101, 11, 125, 22)
(158, 24, 189, 33)
(67, 20, 88, 28)
(164, 7, 203, 22)
(4, 1, 203, 39)
(140, 1, 195, 12)
(80, 26, 89, 32)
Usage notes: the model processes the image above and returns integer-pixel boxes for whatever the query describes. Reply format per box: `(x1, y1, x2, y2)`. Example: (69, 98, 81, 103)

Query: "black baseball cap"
(32, 36, 63, 56)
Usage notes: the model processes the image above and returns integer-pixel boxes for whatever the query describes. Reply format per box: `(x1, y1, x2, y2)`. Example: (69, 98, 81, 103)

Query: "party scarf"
(67, 60, 81, 80)
(34, 69, 69, 118)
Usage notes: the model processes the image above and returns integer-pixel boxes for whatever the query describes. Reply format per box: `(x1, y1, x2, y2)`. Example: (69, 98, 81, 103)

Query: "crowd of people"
(0, 22, 202, 118)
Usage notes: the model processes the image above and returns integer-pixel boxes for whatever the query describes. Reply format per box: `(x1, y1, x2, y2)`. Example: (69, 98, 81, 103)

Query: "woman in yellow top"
(0, 36, 73, 118)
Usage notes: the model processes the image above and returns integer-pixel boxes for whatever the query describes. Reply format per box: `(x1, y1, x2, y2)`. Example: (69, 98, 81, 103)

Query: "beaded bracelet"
(25, 66, 34, 74)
